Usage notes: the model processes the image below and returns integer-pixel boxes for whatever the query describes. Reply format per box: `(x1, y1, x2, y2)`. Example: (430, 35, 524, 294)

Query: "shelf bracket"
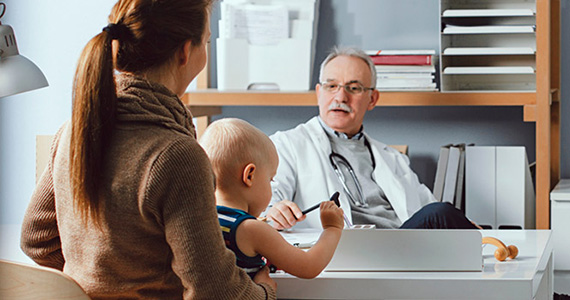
(523, 105, 536, 122)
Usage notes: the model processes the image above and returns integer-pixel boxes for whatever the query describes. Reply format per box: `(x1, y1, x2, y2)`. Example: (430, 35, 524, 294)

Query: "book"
(376, 78, 434, 89)
(433, 144, 452, 201)
(375, 65, 436, 73)
(370, 55, 432, 66)
(376, 73, 435, 80)
(374, 87, 438, 92)
(365, 50, 436, 56)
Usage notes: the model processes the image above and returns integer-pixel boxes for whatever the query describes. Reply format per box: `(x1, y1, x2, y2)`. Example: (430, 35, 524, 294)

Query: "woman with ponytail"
(20, 0, 276, 299)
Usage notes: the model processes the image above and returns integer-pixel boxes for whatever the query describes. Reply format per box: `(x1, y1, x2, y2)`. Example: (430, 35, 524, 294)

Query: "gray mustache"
(328, 102, 353, 113)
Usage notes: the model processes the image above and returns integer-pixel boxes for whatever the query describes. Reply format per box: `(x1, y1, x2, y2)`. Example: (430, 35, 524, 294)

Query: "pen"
(301, 192, 341, 215)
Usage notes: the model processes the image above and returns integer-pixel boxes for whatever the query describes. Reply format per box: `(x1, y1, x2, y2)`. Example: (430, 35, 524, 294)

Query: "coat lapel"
(365, 133, 410, 222)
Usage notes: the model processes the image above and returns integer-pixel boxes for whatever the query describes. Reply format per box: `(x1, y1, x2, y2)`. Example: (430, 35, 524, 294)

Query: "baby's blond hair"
(199, 118, 276, 190)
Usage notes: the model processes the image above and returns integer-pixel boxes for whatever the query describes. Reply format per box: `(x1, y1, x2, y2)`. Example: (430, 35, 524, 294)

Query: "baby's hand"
(319, 201, 344, 230)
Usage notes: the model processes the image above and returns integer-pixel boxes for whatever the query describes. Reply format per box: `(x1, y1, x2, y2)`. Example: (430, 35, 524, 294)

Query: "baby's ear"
(242, 163, 256, 187)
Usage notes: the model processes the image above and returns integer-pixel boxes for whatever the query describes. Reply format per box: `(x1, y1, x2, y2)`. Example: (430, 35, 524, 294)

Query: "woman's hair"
(70, 0, 214, 225)
(318, 46, 377, 89)
(199, 118, 276, 191)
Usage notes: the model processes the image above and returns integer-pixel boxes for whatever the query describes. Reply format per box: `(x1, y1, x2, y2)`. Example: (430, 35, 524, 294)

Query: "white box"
(217, 0, 319, 91)
(465, 146, 535, 229)
(217, 38, 314, 91)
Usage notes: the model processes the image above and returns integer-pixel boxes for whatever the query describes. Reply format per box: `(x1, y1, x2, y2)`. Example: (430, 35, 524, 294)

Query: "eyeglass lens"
(322, 82, 366, 94)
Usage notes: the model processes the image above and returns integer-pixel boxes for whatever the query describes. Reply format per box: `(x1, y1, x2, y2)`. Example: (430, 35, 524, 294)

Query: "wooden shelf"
(183, 90, 536, 107)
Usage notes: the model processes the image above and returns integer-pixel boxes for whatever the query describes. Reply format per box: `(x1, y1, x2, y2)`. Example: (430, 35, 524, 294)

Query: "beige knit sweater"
(20, 74, 275, 300)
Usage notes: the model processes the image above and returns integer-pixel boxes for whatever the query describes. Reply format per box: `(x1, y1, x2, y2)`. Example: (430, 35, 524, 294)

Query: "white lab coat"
(269, 117, 436, 228)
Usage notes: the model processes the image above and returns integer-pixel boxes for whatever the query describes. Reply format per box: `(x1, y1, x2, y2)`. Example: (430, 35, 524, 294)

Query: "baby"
(200, 118, 344, 279)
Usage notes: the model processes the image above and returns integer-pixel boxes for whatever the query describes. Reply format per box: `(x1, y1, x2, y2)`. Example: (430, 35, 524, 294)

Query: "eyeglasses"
(320, 82, 374, 95)
(329, 152, 368, 208)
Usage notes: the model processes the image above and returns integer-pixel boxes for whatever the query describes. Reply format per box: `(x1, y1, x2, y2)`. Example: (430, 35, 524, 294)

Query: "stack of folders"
(365, 50, 437, 91)
(433, 143, 473, 212)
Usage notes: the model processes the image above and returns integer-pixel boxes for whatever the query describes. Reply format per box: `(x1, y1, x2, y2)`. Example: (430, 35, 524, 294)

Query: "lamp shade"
(0, 24, 48, 98)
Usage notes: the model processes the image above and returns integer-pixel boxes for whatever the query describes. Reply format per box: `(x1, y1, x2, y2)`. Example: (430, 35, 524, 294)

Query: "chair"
(390, 145, 409, 155)
(0, 259, 90, 300)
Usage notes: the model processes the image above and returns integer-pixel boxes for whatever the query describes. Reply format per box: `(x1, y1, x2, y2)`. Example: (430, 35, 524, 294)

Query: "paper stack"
(366, 50, 437, 91)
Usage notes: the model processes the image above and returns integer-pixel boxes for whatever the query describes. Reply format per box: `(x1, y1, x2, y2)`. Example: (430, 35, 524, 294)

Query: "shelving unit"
(183, 0, 560, 229)
(440, 0, 538, 91)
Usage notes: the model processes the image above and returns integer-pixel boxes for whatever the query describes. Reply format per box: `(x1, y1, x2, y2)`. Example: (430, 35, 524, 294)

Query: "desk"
(271, 230, 553, 300)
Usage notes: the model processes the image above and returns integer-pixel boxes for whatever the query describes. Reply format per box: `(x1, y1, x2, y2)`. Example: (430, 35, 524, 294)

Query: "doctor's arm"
(265, 133, 307, 229)
(266, 200, 305, 230)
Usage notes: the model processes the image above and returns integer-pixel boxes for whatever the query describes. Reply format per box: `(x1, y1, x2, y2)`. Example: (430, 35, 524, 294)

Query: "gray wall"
(208, 0, 568, 189)
(0, 0, 567, 226)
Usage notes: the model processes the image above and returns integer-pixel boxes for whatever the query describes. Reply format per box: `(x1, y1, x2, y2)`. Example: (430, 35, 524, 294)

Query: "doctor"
(266, 47, 477, 230)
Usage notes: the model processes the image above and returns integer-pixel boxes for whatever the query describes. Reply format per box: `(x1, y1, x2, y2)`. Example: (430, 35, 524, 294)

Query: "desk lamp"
(0, 2, 48, 98)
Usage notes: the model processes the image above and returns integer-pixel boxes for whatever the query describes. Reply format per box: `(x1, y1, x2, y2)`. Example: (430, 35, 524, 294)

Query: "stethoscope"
(328, 137, 375, 208)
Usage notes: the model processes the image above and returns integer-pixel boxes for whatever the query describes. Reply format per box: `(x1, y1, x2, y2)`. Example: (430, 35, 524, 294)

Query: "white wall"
(0, 0, 116, 224)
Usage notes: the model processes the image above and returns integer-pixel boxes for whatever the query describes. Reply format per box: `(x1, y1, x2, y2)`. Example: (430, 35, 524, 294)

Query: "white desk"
(271, 230, 553, 300)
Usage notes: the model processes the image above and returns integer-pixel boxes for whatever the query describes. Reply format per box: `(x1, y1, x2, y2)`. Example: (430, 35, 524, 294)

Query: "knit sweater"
(20, 73, 275, 300)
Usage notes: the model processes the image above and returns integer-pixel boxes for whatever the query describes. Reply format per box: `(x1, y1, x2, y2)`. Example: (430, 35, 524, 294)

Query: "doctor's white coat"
(269, 117, 436, 228)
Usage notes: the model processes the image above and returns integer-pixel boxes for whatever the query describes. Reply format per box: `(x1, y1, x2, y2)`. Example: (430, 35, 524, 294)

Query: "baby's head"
(200, 118, 278, 216)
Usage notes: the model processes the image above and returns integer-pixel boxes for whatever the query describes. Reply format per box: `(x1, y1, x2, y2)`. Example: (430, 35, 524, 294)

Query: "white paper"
(221, 3, 289, 45)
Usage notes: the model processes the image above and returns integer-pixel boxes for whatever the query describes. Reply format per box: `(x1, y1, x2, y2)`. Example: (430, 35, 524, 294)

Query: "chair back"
(0, 259, 90, 300)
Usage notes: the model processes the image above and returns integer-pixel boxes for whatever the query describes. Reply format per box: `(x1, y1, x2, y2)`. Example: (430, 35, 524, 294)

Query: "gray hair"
(318, 46, 377, 89)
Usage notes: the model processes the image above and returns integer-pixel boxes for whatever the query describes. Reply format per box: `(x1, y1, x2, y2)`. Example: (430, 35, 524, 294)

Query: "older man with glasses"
(265, 47, 478, 231)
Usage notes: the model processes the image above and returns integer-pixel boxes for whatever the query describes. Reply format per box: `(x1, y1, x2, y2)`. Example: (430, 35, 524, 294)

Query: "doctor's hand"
(319, 201, 344, 230)
(266, 200, 306, 230)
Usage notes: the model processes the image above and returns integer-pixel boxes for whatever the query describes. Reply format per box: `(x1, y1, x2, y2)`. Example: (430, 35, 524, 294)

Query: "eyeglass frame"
(319, 80, 375, 95)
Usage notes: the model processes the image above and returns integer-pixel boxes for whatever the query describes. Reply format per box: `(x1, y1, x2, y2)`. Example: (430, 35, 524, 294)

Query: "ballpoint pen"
(301, 192, 352, 227)
(301, 191, 340, 215)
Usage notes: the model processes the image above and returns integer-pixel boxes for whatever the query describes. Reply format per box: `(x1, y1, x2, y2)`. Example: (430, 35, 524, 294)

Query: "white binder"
(465, 146, 535, 229)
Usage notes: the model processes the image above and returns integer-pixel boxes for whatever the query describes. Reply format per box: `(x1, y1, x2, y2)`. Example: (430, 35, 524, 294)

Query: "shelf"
(443, 66, 535, 75)
(182, 90, 536, 107)
(443, 25, 536, 34)
(442, 9, 535, 17)
(443, 47, 535, 55)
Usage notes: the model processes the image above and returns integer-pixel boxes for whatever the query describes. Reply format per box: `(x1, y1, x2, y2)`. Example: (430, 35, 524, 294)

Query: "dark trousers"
(400, 202, 478, 229)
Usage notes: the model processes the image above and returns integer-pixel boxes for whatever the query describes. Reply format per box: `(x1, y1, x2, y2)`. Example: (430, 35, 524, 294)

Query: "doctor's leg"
(399, 202, 478, 229)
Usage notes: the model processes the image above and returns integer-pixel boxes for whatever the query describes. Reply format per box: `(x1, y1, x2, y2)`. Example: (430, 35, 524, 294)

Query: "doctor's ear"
(367, 89, 379, 110)
(242, 163, 256, 187)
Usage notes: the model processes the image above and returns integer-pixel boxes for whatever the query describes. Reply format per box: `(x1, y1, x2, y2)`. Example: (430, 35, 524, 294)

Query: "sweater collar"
(115, 73, 196, 138)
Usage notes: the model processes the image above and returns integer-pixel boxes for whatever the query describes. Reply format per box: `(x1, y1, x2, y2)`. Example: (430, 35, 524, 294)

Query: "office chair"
(0, 259, 90, 300)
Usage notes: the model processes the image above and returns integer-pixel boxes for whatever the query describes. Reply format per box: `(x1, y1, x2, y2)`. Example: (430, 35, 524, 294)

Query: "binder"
(495, 147, 535, 229)
(465, 146, 535, 229)
(465, 146, 496, 228)
(442, 146, 461, 204)
(433, 144, 452, 201)
(453, 144, 467, 211)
